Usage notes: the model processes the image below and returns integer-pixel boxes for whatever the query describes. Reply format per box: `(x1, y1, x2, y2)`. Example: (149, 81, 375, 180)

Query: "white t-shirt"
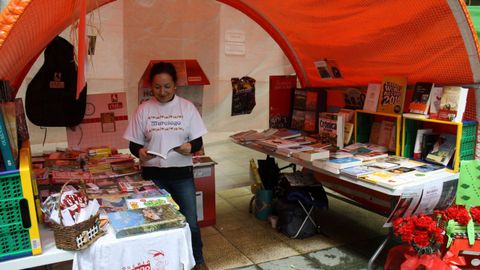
(123, 96, 207, 168)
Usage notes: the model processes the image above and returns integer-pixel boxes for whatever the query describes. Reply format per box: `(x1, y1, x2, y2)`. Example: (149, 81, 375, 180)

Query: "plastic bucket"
(254, 189, 273, 221)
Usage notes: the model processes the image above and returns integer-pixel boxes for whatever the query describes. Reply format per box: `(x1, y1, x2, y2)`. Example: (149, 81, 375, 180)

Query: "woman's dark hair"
(149, 62, 177, 83)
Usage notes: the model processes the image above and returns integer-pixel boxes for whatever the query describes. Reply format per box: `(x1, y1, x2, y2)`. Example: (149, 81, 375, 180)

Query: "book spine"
(0, 108, 16, 170)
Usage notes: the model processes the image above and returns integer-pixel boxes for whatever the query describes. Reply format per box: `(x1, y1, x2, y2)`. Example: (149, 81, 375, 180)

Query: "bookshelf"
(354, 110, 402, 156)
(401, 115, 477, 172)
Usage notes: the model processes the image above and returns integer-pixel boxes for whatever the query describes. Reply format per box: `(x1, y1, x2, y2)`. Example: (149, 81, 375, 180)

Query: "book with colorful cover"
(438, 86, 468, 122)
(0, 107, 17, 170)
(108, 204, 186, 238)
(126, 194, 179, 210)
(377, 76, 407, 114)
(387, 167, 416, 175)
(428, 87, 443, 119)
(291, 110, 305, 130)
(276, 145, 313, 157)
(421, 133, 439, 160)
(344, 122, 354, 145)
(1, 101, 18, 165)
(413, 163, 445, 174)
(318, 113, 344, 148)
(354, 151, 388, 161)
(340, 166, 376, 178)
(359, 171, 395, 184)
(409, 82, 433, 115)
(363, 83, 381, 112)
(293, 89, 307, 110)
(425, 134, 456, 166)
(413, 129, 432, 160)
(367, 161, 400, 170)
(257, 138, 300, 149)
(326, 157, 362, 169)
(273, 128, 302, 140)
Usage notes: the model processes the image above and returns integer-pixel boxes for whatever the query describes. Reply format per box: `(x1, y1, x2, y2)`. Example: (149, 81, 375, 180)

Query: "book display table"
(233, 140, 459, 269)
(0, 224, 195, 270)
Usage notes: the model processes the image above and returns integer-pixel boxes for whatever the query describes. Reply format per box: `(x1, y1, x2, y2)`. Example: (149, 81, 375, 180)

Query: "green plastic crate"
(0, 170, 32, 262)
(355, 112, 373, 143)
(403, 119, 421, 157)
(0, 171, 22, 200)
(460, 121, 478, 160)
(0, 230, 31, 260)
(461, 121, 477, 138)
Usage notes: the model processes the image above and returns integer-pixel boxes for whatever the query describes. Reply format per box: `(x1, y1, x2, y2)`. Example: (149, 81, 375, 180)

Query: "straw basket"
(50, 180, 104, 251)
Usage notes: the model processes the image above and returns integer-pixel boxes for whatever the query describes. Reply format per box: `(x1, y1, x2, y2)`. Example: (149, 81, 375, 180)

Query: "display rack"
(354, 110, 402, 156)
(401, 115, 477, 172)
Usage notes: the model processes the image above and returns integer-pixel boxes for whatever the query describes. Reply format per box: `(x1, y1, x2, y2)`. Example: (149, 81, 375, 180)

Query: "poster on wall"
(269, 75, 297, 128)
(231, 76, 256, 116)
(67, 92, 128, 149)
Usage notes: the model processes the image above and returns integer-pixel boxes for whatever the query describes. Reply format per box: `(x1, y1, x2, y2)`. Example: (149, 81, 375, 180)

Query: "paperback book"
(409, 82, 433, 115)
(318, 113, 344, 148)
(413, 129, 432, 160)
(377, 76, 407, 114)
(108, 204, 186, 238)
(428, 87, 443, 119)
(340, 166, 376, 178)
(425, 134, 456, 166)
(292, 148, 329, 161)
(438, 86, 468, 122)
(363, 83, 381, 112)
(325, 157, 362, 169)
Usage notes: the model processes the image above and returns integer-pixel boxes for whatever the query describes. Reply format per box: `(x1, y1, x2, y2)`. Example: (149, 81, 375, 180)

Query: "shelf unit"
(354, 110, 402, 156)
(401, 115, 477, 172)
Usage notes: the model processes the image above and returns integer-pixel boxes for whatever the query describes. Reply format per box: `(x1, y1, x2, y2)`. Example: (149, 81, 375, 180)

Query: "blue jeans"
(152, 177, 204, 264)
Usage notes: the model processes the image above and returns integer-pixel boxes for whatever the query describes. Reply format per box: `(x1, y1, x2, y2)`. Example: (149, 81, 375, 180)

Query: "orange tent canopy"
(0, 0, 479, 91)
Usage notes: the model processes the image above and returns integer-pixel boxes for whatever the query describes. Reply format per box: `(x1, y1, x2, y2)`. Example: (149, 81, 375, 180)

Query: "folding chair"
(285, 187, 328, 238)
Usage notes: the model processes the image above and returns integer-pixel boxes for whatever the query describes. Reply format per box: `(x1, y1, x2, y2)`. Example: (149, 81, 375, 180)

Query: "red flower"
(471, 207, 480, 224)
(414, 215, 435, 230)
(413, 231, 430, 248)
(445, 205, 471, 225)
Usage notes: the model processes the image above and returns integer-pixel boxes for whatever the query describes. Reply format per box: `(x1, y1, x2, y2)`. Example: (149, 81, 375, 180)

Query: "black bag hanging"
(25, 36, 87, 127)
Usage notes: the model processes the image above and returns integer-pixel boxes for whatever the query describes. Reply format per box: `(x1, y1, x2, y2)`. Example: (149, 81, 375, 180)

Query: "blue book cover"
(340, 166, 375, 177)
(327, 157, 362, 168)
(328, 157, 361, 164)
(0, 109, 15, 170)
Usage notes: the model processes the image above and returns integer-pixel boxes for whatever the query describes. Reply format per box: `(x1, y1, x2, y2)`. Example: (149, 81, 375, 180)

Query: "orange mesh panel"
(0, 0, 114, 93)
(233, 0, 478, 87)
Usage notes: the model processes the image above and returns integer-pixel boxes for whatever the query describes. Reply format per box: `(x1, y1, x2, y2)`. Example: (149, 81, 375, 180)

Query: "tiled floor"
(200, 140, 389, 270)
(34, 139, 390, 270)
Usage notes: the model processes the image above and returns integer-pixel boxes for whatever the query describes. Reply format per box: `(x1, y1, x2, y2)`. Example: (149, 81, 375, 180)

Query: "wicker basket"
(51, 180, 105, 251)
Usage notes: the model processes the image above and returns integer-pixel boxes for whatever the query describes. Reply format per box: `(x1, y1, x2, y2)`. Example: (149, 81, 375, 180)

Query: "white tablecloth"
(73, 224, 195, 270)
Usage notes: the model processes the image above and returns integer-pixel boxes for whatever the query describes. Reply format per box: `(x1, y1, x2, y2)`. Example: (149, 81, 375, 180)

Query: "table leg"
(367, 234, 391, 270)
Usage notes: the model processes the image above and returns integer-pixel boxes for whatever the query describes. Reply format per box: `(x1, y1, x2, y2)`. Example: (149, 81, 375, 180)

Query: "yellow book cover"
(377, 76, 407, 114)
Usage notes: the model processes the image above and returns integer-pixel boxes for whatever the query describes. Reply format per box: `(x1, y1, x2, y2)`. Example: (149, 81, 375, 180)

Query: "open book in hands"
(147, 146, 180, 160)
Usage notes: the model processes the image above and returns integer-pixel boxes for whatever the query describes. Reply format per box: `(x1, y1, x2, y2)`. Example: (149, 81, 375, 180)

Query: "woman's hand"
(175, 143, 192, 156)
(139, 147, 155, 161)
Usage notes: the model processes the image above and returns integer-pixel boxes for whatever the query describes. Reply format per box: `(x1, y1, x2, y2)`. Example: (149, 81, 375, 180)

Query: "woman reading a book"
(123, 62, 208, 270)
